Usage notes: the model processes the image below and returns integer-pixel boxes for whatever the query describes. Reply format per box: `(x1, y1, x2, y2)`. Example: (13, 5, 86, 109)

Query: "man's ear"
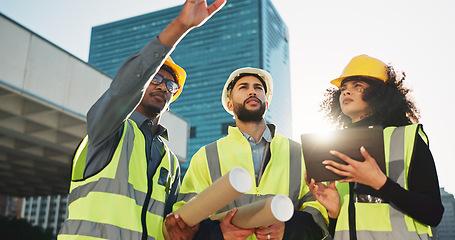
(227, 99, 234, 112)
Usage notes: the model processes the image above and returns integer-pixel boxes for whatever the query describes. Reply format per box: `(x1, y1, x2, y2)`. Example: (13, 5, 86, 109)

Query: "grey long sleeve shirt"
(82, 37, 173, 177)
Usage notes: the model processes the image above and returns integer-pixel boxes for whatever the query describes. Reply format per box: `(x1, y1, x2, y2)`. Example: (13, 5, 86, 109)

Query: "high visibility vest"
(58, 119, 178, 240)
(334, 124, 432, 240)
(174, 126, 328, 240)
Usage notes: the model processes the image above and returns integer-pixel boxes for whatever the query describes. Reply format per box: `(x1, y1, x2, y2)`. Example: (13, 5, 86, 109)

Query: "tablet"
(301, 126, 386, 182)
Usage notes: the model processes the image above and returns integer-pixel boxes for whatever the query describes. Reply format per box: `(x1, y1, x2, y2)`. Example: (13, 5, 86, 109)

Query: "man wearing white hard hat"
(174, 68, 330, 239)
(58, 1, 226, 239)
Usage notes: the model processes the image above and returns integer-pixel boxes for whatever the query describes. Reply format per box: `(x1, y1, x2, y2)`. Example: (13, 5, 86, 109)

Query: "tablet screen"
(301, 126, 386, 182)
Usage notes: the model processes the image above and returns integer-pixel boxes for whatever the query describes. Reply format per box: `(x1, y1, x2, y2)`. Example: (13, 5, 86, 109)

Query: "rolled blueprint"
(175, 166, 253, 227)
(210, 194, 294, 229)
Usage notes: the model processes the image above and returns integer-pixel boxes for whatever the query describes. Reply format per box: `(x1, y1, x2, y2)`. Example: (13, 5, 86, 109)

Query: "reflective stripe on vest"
(59, 219, 146, 240)
(334, 125, 432, 240)
(59, 120, 176, 240)
(203, 138, 302, 211)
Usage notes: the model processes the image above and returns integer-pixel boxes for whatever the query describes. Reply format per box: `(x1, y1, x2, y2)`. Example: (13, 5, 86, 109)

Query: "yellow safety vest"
(174, 126, 328, 240)
(58, 119, 178, 240)
(334, 124, 432, 240)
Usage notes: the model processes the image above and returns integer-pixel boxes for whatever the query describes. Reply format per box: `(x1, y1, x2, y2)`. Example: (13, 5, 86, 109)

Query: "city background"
(1, 0, 454, 239)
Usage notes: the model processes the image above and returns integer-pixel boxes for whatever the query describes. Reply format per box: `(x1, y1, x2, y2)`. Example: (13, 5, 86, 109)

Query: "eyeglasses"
(151, 73, 180, 94)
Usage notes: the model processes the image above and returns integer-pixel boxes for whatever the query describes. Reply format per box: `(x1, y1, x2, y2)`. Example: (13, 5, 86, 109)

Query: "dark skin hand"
(164, 213, 199, 240)
(254, 222, 285, 240)
(324, 146, 387, 190)
(304, 147, 387, 219)
(220, 208, 255, 240)
(305, 172, 340, 219)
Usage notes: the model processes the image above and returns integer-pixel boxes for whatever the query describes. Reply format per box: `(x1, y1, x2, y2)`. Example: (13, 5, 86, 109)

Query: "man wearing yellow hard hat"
(58, 1, 226, 239)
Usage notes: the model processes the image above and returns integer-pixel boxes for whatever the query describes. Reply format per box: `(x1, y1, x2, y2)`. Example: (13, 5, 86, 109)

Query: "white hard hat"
(221, 67, 273, 115)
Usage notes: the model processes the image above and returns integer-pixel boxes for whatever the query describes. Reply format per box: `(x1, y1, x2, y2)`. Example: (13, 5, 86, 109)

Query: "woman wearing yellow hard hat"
(306, 54, 444, 240)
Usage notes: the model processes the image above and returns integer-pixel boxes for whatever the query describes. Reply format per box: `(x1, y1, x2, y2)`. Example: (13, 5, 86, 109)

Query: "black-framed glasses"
(151, 73, 180, 94)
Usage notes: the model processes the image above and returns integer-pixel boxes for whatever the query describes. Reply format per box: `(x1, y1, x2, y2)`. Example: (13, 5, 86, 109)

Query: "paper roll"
(174, 166, 253, 227)
(210, 194, 294, 229)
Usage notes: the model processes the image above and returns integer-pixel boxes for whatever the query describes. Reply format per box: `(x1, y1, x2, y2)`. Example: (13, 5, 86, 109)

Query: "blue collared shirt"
(240, 126, 272, 178)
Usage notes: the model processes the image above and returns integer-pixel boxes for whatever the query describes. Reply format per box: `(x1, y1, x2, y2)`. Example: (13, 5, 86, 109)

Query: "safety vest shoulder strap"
(385, 124, 424, 189)
(205, 141, 221, 183)
(288, 139, 302, 205)
(388, 125, 406, 186)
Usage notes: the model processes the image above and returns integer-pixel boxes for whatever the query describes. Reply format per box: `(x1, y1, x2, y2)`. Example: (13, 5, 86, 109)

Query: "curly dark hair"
(320, 66, 420, 129)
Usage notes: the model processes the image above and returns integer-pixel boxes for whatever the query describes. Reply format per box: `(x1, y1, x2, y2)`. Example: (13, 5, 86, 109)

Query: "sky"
(1, 0, 454, 194)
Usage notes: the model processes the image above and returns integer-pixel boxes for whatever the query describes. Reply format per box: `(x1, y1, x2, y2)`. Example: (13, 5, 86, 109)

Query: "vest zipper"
(141, 141, 159, 240)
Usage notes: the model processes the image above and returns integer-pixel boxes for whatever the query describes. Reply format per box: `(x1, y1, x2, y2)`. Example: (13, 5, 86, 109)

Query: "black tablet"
(301, 126, 386, 182)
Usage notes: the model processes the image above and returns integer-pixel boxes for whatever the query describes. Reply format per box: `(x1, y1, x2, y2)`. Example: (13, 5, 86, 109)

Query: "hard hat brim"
(330, 77, 344, 88)
(330, 75, 387, 88)
(163, 57, 186, 102)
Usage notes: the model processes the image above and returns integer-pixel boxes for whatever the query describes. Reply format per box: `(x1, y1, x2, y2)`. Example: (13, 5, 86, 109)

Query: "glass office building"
(88, 0, 292, 172)
(437, 188, 455, 240)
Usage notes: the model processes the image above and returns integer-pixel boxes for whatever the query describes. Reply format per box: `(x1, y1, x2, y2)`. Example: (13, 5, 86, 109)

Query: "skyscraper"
(437, 188, 455, 240)
(88, 0, 292, 172)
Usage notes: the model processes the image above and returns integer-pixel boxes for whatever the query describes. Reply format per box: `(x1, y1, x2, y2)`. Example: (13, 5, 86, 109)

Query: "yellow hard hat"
(221, 67, 273, 115)
(163, 56, 186, 102)
(330, 54, 388, 88)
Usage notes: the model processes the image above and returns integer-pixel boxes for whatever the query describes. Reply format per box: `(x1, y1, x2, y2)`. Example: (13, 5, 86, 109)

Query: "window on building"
(190, 126, 197, 138)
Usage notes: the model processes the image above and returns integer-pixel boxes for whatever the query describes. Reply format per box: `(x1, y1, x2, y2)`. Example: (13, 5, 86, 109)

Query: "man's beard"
(233, 97, 266, 122)
(140, 92, 168, 117)
(143, 104, 163, 116)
